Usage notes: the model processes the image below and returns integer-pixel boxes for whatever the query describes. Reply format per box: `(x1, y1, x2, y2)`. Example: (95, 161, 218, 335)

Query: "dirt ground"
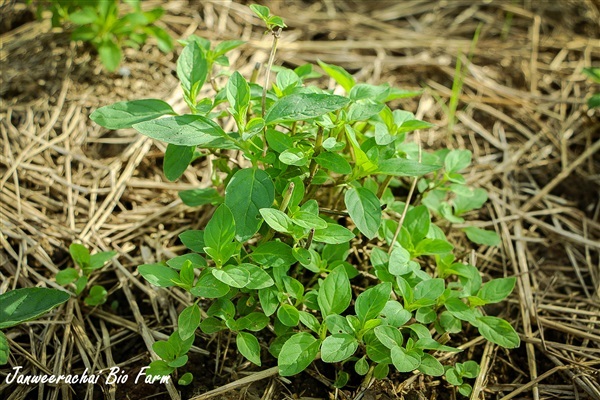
(1, 0, 599, 399)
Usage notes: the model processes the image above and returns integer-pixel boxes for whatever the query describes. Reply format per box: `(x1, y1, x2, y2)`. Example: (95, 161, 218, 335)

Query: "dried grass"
(1, 0, 599, 399)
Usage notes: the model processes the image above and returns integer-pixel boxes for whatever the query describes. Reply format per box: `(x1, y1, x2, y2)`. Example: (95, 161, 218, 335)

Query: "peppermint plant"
(90, 4, 519, 394)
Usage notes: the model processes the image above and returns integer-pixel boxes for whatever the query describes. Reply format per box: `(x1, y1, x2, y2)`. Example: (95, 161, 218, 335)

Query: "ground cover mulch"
(1, 0, 599, 399)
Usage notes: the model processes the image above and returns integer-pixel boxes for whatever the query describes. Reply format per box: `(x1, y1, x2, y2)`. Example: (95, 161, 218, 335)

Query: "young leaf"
(390, 345, 421, 373)
(414, 278, 445, 302)
(251, 241, 296, 268)
(0, 288, 70, 329)
(178, 304, 201, 340)
(265, 93, 350, 125)
(84, 285, 108, 306)
(179, 230, 205, 253)
(243, 264, 275, 289)
(225, 168, 275, 241)
(56, 268, 80, 285)
(404, 205, 430, 244)
(133, 115, 234, 148)
(321, 334, 358, 363)
(203, 204, 237, 266)
(237, 332, 261, 366)
(444, 149, 472, 173)
(317, 60, 355, 92)
(177, 41, 208, 102)
(278, 333, 321, 376)
(355, 282, 392, 323)
(476, 316, 520, 348)
(277, 304, 300, 327)
(317, 266, 352, 317)
(417, 353, 444, 376)
(98, 39, 121, 72)
(164, 144, 194, 182)
(291, 211, 327, 230)
(258, 287, 280, 317)
(90, 99, 175, 129)
(260, 208, 294, 233)
(374, 325, 404, 349)
(138, 263, 180, 288)
(463, 227, 501, 246)
(70, 243, 90, 269)
(344, 187, 382, 239)
(477, 277, 516, 304)
(226, 71, 250, 124)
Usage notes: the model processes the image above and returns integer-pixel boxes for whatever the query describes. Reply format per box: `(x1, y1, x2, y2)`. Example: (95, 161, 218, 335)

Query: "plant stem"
(261, 27, 282, 157)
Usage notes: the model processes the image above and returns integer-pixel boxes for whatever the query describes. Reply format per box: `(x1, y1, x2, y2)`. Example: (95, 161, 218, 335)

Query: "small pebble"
(118, 66, 131, 77)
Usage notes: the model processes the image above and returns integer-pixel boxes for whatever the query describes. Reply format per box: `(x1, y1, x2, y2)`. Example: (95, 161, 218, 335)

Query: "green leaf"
(179, 188, 222, 207)
(404, 205, 430, 244)
(355, 356, 369, 375)
(133, 115, 234, 148)
(265, 129, 293, 153)
(321, 334, 358, 363)
(227, 71, 250, 123)
(377, 159, 441, 177)
(212, 265, 250, 288)
(314, 152, 352, 174)
(178, 372, 193, 386)
(414, 278, 445, 302)
(214, 40, 246, 57)
(249, 4, 270, 20)
(260, 208, 294, 233)
(476, 316, 520, 348)
(317, 60, 355, 92)
(204, 205, 237, 266)
(344, 187, 381, 239)
(56, 268, 80, 286)
(244, 264, 275, 289)
(381, 301, 411, 327)
(373, 363, 390, 379)
(0, 288, 70, 329)
(190, 273, 229, 298)
(164, 144, 194, 182)
(388, 245, 411, 276)
(347, 102, 385, 122)
(177, 42, 208, 101)
(279, 148, 308, 166)
(588, 93, 600, 108)
(88, 251, 117, 271)
(84, 285, 108, 306)
(258, 287, 279, 316)
(199, 317, 225, 334)
(374, 325, 404, 349)
(463, 227, 500, 246)
(138, 263, 179, 288)
(417, 353, 444, 376)
(298, 311, 321, 333)
(225, 168, 275, 241)
(317, 266, 352, 316)
(237, 332, 261, 366)
(291, 211, 327, 230)
(277, 304, 300, 327)
(477, 277, 515, 304)
(391, 345, 421, 373)
(179, 230, 205, 253)
(236, 312, 270, 331)
(98, 40, 121, 72)
(583, 67, 600, 83)
(278, 333, 321, 376)
(265, 93, 350, 125)
(444, 149, 472, 173)
(178, 304, 201, 340)
(414, 239, 453, 255)
(70, 243, 90, 269)
(90, 99, 175, 130)
(334, 370, 350, 388)
(355, 282, 391, 323)
(68, 7, 98, 24)
(313, 224, 355, 244)
(146, 360, 174, 378)
(0, 331, 8, 365)
(251, 241, 295, 268)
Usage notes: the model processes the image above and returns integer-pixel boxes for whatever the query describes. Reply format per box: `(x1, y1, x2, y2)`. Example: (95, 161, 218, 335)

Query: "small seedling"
(30, 0, 173, 71)
(91, 4, 519, 394)
(56, 243, 116, 306)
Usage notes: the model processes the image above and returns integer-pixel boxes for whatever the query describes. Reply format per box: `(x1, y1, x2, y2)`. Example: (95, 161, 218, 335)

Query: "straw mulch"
(1, 1, 599, 399)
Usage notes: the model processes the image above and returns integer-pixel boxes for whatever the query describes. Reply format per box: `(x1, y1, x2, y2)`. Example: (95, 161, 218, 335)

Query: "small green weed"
(30, 0, 173, 71)
(90, 4, 518, 394)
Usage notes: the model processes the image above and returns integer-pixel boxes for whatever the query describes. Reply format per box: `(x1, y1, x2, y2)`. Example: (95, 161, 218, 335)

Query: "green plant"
(56, 243, 116, 306)
(0, 288, 70, 365)
(90, 4, 519, 394)
(31, 0, 173, 71)
(583, 67, 600, 109)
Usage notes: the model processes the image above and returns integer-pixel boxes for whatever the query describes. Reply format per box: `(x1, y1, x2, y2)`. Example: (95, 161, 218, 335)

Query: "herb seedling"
(56, 243, 116, 306)
(91, 4, 519, 394)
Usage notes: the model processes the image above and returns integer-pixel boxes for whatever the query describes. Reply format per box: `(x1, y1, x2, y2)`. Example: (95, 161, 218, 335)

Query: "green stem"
(261, 27, 282, 157)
